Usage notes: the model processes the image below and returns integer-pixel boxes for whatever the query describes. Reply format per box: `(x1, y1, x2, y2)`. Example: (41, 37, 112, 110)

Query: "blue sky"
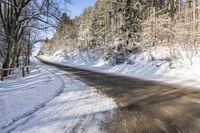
(68, 0, 96, 18)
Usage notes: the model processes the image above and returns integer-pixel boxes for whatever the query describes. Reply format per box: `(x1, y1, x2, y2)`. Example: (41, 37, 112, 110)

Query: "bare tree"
(0, 0, 69, 76)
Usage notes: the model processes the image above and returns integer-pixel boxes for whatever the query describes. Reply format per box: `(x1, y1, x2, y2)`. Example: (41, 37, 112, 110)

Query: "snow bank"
(0, 62, 64, 129)
(44, 49, 107, 66)
(40, 47, 200, 89)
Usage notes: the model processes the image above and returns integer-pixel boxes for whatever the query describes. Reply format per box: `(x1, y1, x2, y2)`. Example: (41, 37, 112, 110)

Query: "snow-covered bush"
(103, 41, 142, 66)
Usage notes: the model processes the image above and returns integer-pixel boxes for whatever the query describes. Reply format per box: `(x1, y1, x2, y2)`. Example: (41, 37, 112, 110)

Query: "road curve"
(39, 58, 200, 133)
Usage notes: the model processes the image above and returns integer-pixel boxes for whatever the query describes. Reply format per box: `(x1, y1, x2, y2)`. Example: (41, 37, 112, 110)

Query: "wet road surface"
(40, 59, 200, 133)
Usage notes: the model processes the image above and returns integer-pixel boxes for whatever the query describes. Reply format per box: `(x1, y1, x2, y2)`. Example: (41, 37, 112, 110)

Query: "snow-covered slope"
(40, 48, 200, 89)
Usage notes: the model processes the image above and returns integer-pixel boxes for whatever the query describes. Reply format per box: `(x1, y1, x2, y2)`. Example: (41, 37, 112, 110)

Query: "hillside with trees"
(40, 0, 200, 68)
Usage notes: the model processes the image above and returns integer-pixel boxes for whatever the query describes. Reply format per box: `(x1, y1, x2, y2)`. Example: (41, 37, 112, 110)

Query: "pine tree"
(123, 0, 144, 45)
(57, 13, 72, 36)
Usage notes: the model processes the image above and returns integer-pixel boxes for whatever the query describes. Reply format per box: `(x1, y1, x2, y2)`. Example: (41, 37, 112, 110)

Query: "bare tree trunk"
(2, 41, 13, 76)
(27, 43, 31, 66)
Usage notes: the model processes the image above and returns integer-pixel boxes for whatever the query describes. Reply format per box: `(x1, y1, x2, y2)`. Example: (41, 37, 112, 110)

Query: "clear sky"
(68, 0, 96, 19)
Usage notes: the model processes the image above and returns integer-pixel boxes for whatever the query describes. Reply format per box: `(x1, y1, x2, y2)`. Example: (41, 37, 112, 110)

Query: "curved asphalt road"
(39, 58, 200, 133)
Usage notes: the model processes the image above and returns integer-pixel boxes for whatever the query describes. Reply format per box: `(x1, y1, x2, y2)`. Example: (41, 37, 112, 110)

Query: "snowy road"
(39, 59, 200, 133)
(2, 58, 200, 133)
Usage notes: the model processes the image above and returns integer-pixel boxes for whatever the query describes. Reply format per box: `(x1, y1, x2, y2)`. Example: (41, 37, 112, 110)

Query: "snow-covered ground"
(0, 61, 64, 131)
(40, 47, 200, 89)
(0, 59, 116, 133)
